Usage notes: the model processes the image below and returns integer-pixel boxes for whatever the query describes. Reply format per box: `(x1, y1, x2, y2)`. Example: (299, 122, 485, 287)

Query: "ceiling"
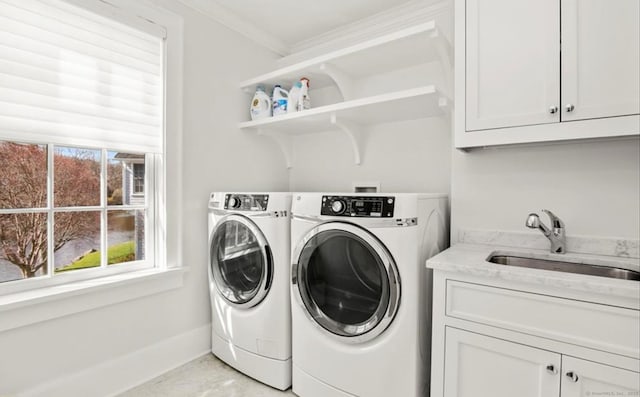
(181, 0, 421, 55)
(211, 0, 414, 48)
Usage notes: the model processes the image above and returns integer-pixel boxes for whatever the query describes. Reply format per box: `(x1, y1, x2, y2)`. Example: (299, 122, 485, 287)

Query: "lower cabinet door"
(561, 356, 640, 397)
(444, 327, 561, 397)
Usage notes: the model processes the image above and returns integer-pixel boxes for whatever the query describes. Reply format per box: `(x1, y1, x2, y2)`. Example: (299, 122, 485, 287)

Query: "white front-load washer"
(290, 192, 448, 397)
(208, 192, 292, 390)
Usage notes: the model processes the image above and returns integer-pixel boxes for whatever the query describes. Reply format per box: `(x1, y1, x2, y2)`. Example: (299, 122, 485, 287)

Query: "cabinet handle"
(549, 106, 559, 114)
(566, 104, 575, 112)
(546, 364, 558, 375)
(565, 371, 579, 382)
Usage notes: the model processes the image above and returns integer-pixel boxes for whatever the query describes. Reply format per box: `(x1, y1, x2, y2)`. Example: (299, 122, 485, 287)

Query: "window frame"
(0, 143, 157, 295)
(0, 0, 180, 303)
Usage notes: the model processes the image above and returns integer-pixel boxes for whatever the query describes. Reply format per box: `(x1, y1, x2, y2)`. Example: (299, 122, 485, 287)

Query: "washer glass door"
(210, 214, 271, 307)
(294, 222, 400, 342)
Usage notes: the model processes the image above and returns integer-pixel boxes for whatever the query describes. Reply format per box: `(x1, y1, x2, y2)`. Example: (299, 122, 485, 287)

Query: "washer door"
(210, 214, 272, 308)
(293, 222, 400, 342)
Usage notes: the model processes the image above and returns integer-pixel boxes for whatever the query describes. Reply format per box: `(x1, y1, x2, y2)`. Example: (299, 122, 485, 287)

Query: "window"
(0, 0, 165, 289)
(133, 163, 145, 195)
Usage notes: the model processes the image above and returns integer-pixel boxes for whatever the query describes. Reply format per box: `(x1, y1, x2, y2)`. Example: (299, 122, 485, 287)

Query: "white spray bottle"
(299, 77, 310, 111)
(288, 81, 302, 113)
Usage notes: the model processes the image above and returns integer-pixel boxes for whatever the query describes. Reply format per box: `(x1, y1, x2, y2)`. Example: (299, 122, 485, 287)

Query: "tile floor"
(119, 353, 296, 397)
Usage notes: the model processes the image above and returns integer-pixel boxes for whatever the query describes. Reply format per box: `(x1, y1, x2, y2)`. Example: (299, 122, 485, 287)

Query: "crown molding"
(174, 0, 451, 61)
(175, 0, 290, 56)
(288, 0, 452, 56)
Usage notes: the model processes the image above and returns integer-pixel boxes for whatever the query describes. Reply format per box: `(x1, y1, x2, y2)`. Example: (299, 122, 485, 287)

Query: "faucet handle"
(541, 209, 565, 229)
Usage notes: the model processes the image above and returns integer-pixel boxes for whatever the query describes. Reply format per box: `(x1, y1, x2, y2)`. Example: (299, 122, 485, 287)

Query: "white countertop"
(427, 243, 640, 301)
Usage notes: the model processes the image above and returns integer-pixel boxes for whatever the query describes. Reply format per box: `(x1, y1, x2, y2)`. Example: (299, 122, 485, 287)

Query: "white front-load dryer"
(208, 192, 292, 390)
(290, 192, 448, 397)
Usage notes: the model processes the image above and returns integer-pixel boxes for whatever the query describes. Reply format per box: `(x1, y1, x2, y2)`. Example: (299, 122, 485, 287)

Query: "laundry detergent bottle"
(287, 81, 302, 113)
(272, 85, 289, 116)
(250, 85, 272, 120)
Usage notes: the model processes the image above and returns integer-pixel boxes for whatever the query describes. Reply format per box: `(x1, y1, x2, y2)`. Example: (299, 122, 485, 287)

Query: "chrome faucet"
(526, 210, 566, 254)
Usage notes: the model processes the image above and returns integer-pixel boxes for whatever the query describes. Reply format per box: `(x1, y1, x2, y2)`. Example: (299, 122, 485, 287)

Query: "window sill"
(0, 267, 187, 332)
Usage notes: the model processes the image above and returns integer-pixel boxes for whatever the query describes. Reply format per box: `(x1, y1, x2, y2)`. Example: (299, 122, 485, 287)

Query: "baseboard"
(19, 324, 212, 397)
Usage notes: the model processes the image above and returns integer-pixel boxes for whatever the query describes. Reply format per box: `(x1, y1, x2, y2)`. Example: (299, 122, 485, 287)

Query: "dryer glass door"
(294, 222, 400, 342)
(210, 214, 272, 307)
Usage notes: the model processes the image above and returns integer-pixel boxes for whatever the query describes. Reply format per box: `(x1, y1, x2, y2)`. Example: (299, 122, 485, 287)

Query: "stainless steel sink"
(488, 255, 640, 281)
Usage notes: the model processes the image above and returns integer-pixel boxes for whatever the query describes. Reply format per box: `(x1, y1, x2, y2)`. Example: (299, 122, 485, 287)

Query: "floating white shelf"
(239, 20, 452, 100)
(239, 19, 453, 168)
(240, 86, 450, 168)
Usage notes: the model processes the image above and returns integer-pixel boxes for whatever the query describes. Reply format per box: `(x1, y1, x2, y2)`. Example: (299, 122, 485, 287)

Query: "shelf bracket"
(430, 28, 453, 91)
(438, 96, 454, 128)
(438, 96, 452, 114)
(330, 113, 364, 165)
(319, 63, 355, 101)
(256, 128, 293, 169)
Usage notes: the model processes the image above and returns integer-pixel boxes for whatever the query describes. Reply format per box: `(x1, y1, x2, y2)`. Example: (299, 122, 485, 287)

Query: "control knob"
(331, 200, 346, 214)
(228, 197, 242, 209)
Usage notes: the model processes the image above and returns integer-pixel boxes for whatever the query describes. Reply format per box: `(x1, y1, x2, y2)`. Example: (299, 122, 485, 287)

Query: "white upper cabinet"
(561, 0, 640, 122)
(456, 0, 640, 148)
(465, 0, 560, 131)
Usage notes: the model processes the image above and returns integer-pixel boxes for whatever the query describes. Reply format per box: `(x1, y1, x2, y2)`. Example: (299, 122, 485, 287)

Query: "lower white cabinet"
(561, 356, 640, 397)
(444, 328, 640, 397)
(430, 271, 640, 397)
(444, 327, 560, 397)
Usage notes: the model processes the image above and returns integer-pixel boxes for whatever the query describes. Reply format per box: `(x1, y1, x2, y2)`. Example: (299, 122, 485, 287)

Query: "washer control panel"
(224, 194, 269, 211)
(321, 195, 395, 217)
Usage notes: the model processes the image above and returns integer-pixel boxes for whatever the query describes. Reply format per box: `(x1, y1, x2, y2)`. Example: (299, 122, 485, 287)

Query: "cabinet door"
(561, 356, 640, 396)
(465, 0, 560, 131)
(444, 327, 561, 397)
(561, 0, 640, 121)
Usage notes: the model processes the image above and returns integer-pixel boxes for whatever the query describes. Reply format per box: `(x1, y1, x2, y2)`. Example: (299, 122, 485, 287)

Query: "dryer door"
(209, 214, 272, 308)
(293, 222, 400, 343)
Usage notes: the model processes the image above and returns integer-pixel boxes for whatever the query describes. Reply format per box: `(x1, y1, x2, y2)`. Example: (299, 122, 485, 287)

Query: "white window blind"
(0, 0, 164, 153)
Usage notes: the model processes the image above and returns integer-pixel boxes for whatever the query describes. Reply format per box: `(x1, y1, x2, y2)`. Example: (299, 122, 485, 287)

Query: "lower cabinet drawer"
(445, 280, 640, 358)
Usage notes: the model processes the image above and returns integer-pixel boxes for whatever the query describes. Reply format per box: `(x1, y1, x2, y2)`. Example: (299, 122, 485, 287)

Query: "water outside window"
(107, 151, 146, 265)
(54, 211, 101, 272)
(108, 209, 145, 265)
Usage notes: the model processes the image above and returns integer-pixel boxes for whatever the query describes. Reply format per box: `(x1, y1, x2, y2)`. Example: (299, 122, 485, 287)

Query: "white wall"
(289, 116, 451, 193)
(0, 1, 287, 395)
(451, 138, 640, 242)
(287, 6, 454, 194)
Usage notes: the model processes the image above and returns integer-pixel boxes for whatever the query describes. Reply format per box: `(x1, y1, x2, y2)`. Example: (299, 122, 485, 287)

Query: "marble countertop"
(426, 243, 640, 301)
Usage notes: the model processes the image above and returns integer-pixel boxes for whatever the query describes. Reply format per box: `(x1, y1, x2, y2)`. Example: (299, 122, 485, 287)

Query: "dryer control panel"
(224, 194, 269, 211)
(321, 195, 395, 217)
